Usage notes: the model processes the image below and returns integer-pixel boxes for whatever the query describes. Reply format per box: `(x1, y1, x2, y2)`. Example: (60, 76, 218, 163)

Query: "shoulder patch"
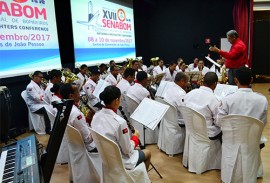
(122, 128, 128, 134)
(77, 115, 83, 120)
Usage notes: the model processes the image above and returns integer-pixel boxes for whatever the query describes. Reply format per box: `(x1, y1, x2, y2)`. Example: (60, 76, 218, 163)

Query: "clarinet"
(119, 106, 135, 133)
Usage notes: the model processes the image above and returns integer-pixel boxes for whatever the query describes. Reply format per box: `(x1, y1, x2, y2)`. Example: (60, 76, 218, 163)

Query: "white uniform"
(100, 72, 109, 80)
(44, 82, 53, 104)
(176, 66, 190, 72)
(193, 66, 210, 75)
(153, 66, 166, 76)
(184, 86, 221, 138)
(217, 88, 268, 125)
(163, 82, 186, 125)
(117, 78, 132, 95)
(77, 72, 89, 84)
(105, 73, 118, 86)
(142, 65, 148, 72)
(188, 63, 197, 71)
(26, 80, 50, 113)
(92, 108, 138, 170)
(83, 78, 100, 106)
(68, 105, 95, 151)
(50, 94, 62, 116)
(127, 83, 150, 104)
(162, 68, 177, 82)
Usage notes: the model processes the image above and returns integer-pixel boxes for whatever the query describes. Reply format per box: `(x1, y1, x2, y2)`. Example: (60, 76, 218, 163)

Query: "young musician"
(162, 61, 177, 82)
(188, 57, 199, 71)
(117, 68, 136, 95)
(153, 58, 166, 76)
(44, 69, 62, 104)
(77, 64, 89, 87)
(91, 85, 151, 170)
(105, 65, 119, 86)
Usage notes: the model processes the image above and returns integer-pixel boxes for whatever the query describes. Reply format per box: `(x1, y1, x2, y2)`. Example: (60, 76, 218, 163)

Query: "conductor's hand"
(134, 129, 140, 139)
(209, 45, 220, 53)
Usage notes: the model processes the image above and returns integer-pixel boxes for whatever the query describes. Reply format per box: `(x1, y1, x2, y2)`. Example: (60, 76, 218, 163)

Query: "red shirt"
(220, 38, 248, 68)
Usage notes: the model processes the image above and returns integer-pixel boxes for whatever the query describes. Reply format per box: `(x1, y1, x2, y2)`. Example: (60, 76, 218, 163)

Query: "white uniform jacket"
(184, 86, 221, 138)
(44, 82, 53, 104)
(142, 65, 148, 72)
(100, 72, 109, 80)
(163, 82, 186, 125)
(77, 72, 89, 83)
(162, 68, 177, 82)
(176, 66, 190, 73)
(193, 66, 210, 75)
(26, 80, 48, 112)
(91, 108, 139, 170)
(217, 88, 268, 125)
(105, 73, 118, 86)
(188, 63, 197, 71)
(68, 105, 95, 151)
(153, 66, 166, 76)
(117, 78, 132, 95)
(127, 83, 150, 104)
(83, 78, 100, 106)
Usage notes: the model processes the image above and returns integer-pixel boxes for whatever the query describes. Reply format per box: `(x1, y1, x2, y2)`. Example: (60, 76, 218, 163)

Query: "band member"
(50, 82, 64, 115)
(162, 61, 177, 82)
(184, 72, 222, 141)
(83, 69, 103, 108)
(26, 71, 53, 134)
(60, 83, 97, 152)
(188, 57, 199, 71)
(117, 68, 136, 95)
(44, 69, 62, 103)
(99, 63, 108, 80)
(107, 60, 116, 73)
(92, 85, 151, 170)
(193, 60, 209, 75)
(176, 58, 184, 71)
(127, 71, 150, 103)
(163, 72, 188, 127)
(153, 58, 166, 76)
(177, 62, 190, 72)
(105, 66, 119, 86)
(77, 64, 89, 87)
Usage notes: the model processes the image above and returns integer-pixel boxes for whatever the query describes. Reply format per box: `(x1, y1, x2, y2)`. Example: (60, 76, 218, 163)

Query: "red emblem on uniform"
(122, 128, 128, 134)
(28, 88, 32, 91)
(77, 115, 82, 120)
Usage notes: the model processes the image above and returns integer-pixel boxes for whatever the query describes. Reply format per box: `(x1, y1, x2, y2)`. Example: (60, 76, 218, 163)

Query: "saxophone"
(77, 94, 96, 125)
(126, 58, 133, 68)
(221, 65, 228, 84)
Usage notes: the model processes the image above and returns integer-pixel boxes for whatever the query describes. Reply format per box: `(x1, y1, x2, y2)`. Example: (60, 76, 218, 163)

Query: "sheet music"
(155, 80, 173, 98)
(205, 56, 221, 68)
(214, 84, 238, 100)
(93, 79, 110, 98)
(130, 98, 169, 130)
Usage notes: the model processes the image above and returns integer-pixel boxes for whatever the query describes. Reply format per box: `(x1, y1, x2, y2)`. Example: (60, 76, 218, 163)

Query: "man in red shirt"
(209, 30, 248, 85)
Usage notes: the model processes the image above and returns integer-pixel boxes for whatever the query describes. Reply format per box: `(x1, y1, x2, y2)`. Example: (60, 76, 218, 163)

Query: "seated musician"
(163, 72, 188, 127)
(153, 58, 166, 76)
(82, 69, 103, 109)
(60, 83, 97, 152)
(188, 57, 199, 71)
(176, 58, 184, 71)
(184, 72, 222, 141)
(217, 66, 268, 126)
(127, 71, 151, 104)
(105, 65, 119, 86)
(91, 86, 151, 170)
(50, 82, 64, 115)
(193, 60, 210, 75)
(162, 61, 177, 82)
(177, 62, 190, 73)
(44, 69, 62, 104)
(107, 60, 116, 73)
(77, 64, 89, 87)
(99, 63, 108, 80)
(117, 68, 136, 95)
(26, 71, 53, 134)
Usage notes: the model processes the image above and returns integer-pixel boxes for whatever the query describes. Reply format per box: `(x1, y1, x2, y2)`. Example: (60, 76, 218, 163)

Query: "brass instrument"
(220, 65, 228, 84)
(76, 63, 91, 77)
(29, 73, 48, 89)
(150, 57, 159, 66)
(77, 94, 97, 125)
(61, 69, 80, 83)
(126, 58, 133, 68)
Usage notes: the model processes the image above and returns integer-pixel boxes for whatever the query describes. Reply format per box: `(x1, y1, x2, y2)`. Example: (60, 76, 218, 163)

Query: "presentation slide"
(71, 0, 136, 66)
(0, 0, 61, 79)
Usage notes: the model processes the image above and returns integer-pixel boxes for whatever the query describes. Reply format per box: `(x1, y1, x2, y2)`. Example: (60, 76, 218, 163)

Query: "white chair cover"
(66, 125, 101, 183)
(179, 106, 221, 174)
(89, 128, 151, 183)
(21, 90, 55, 135)
(124, 94, 158, 145)
(56, 132, 69, 164)
(157, 98, 185, 155)
(219, 115, 264, 183)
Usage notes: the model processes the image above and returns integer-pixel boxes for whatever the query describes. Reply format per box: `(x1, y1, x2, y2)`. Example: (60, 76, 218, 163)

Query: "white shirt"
(44, 82, 53, 104)
(117, 78, 132, 95)
(105, 73, 118, 86)
(127, 83, 150, 104)
(68, 105, 95, 151)
(26, 80, 48, 112)
(188, 63, 197, 71)
(92, 108, 139, 170)
(162, 68, 177, 82)
(153, 65, 166, 76)
(184, 86, 221, 137)
(176, 66, 190, 72)
(142, 65, 148, 72)
(163, 82, 186, 125)
(217, 88, 268, 125)
(77, 72, 88, 83)
(100, 71, 109, 80)
(193, 66, 210, 75)
(83, 78, 100, 106)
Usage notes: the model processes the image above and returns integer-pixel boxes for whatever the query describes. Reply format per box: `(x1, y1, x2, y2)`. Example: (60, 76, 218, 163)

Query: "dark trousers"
(228, 68, 237, 85)
(34, 107, 51, 133)
(209, 131, 223, 144)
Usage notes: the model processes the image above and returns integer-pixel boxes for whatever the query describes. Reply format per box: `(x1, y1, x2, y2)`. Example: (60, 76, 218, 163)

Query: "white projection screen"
(0, 0, 61, 79)
(70, 0, 136, 66)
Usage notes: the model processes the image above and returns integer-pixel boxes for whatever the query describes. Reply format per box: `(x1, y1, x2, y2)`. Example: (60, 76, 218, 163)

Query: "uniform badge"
(77, 115, 82, 120)
(122, 128, 128, 134)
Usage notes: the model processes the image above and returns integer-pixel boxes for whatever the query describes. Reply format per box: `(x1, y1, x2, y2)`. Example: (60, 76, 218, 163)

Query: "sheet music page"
(130, 98, 169, 130)
(214, 84, 238, 100)
(93, 79, 110, 98)
(205, 56, 221, 67)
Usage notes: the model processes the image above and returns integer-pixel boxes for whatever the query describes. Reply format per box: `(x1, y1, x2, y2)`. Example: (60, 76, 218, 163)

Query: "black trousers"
(209, 131, 223, 144)
(34, 107, 51, 133)
(228, 68, 237, 85)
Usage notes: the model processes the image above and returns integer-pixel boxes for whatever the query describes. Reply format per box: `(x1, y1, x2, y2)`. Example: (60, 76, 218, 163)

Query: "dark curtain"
(233, 0, 253, 67)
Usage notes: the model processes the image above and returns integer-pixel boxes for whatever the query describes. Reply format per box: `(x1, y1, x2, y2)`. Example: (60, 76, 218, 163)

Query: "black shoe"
(46, 131, 51, 135)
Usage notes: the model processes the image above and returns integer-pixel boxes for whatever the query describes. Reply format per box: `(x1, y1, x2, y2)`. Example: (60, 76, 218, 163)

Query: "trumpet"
(29, 73, 48, 89)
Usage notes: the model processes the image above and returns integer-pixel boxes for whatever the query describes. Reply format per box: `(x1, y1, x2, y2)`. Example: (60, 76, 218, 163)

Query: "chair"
(66, 125, 101, 183)
(124, 94, 158, 145)
(219, 115, 264, 183)
(179, 106, 221, 174)
(157, 98, 185, 156)
(21, 90, 55, 135)
(89, 128, 151, 183)
(55, 132, 69, 164)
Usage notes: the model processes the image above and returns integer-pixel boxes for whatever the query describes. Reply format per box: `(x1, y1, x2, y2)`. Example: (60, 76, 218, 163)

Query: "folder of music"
(130, 98, 169, 130)
(93, 79, 110, 98)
